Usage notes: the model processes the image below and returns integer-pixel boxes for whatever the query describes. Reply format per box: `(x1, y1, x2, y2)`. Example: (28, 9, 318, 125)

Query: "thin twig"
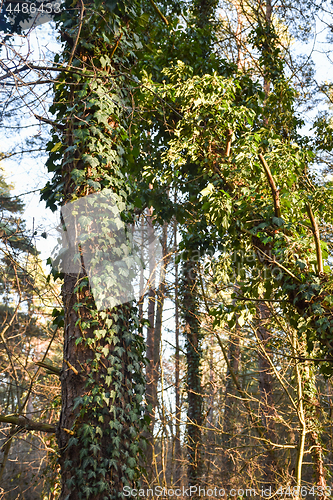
(68, 0, 85, 67)
(34, 113, 65, 130)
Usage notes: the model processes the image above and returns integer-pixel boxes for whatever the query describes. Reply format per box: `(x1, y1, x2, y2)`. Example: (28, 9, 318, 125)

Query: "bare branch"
(0, 415, 56, 433)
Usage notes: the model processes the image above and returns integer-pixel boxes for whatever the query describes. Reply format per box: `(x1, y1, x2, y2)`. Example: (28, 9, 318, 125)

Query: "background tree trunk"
(182, 259, 203, 486)
(145, 207, 157, 474)
(173, 217, 182, 486)
(257, 302, 279, 487)
(222, 326, 241, 491)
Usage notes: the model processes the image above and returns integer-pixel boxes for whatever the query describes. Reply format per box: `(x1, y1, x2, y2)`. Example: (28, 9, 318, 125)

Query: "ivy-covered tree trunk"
(43, 1, 147, 497)
(59, 290, 144, 499)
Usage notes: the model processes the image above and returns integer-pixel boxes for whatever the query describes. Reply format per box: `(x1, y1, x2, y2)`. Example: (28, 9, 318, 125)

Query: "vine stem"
(306, 203, 324, 275)
(148, 0, 169, 25)
(258, 153, 281, 218)
(110, 32, 123, 59)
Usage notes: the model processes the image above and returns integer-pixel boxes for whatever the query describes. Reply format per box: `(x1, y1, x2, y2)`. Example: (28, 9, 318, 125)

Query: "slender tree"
(181, 258, 202, 484)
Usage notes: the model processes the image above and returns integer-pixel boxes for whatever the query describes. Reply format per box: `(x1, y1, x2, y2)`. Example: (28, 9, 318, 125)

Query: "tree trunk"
(222, 326, 241, 491)
(154, 222, 169, 394)
(182, 259, 203, 486)
(58, 276, 146, 498)
(173, 218, 182, 486)
(300, 349, 327, 495)
(257, 302, 279, 487)
(144, 217, 170, 479)
(144, 207, 157, 472)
